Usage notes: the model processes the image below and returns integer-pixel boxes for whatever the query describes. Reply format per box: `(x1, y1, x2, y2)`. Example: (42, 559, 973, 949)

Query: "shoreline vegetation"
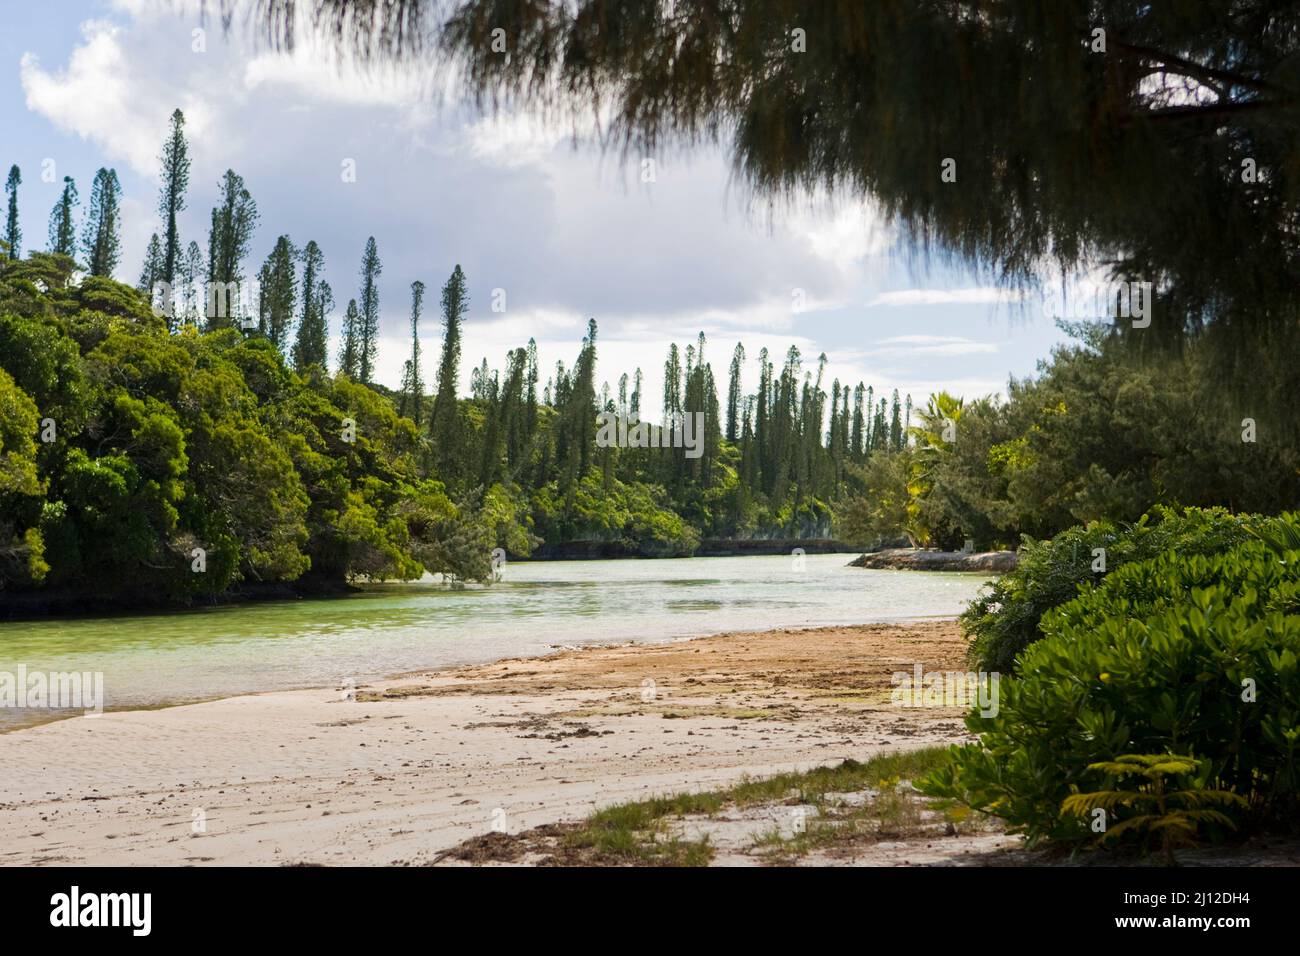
(0, 247, 941, 611)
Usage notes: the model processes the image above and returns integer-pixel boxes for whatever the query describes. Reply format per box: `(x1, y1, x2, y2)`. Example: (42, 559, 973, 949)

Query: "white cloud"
(879, 335, 965, 344)
(786, 196, 894, 274)
(20, 15, 222, 178)
(872, 334, 998, 356)
(866, 287, 1024, 307)
(462, 113, 572, 168)
(241, 46, 432, 110)
(20, 21, 160, 175)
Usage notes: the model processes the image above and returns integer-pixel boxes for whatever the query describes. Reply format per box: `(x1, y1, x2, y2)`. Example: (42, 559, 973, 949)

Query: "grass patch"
(726, 745, 950, 808)
(552, 746, 956, 865)
(750, 784, 936, 863)
(562, 792, 727, 865)
(438, 747, 972, 866)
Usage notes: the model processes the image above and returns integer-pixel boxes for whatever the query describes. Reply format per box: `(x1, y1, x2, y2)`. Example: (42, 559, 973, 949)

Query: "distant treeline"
(0, 249, 904, 606)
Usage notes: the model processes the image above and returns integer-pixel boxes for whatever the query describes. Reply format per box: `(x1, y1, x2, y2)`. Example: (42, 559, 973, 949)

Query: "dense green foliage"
(0, 234, 903, 605)
(922, 515, 1300, 847)
(0, 254, 495, 604)
(424, 319, 903, 551)
(838, 324, 1300, 553)
(964, 507, 1255, 674)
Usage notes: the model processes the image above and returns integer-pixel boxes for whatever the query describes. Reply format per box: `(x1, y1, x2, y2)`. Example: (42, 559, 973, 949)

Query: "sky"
(1, 0, 1079, 418)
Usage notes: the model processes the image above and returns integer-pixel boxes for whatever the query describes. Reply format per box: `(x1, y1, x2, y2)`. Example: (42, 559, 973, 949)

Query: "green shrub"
(1060, 755, 1247, 863)
(962, 506, 1254, 673)
(923, 517, 1300, 847)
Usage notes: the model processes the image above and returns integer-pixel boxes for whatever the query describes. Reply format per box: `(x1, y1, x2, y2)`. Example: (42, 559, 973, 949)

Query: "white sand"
(0, 622, 973, 866)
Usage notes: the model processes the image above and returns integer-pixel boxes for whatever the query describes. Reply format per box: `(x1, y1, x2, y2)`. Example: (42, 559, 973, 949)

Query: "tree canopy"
(230, 1, 1300, 422)
(0, 253, 497, 604)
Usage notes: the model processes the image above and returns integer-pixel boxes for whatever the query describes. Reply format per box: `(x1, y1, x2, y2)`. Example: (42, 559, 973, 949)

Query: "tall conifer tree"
(407, 279, 425, 425)
(294, 241, 329, 371)
(157, 109, 191, 285)
(258, 235, 297, 351)
(139, 233, 163, 292)
(181, 240, 204, 327)
(3, 165, 20, 260)
(726, 341, 745, 442)
(206, 170, 259, 329)
(82, 168, 123, 277)
(429, 264, 468, 477)
(47, 177, 78, 256)
(357, 237, 382, 383)
(851, 383, 866, 461)
(339, 298, 361, 378)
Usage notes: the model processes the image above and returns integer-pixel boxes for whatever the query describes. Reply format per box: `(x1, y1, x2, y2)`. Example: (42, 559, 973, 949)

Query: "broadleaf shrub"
(962, 506, 1254, 673)
(923, 515, 1300, 847)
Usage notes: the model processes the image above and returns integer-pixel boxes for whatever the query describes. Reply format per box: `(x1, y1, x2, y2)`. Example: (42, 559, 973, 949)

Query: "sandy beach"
(0, 620, 983, 866)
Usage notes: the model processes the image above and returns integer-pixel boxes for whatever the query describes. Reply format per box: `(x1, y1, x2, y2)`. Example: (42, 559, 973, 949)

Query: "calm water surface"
(0, 554, 991, 730)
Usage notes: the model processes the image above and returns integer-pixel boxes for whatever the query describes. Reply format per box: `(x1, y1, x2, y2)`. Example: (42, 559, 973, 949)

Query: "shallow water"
(0, 554, 990, 730)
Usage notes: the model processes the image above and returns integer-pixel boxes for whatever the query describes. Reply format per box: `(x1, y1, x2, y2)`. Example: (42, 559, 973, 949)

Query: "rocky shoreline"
(850, 548, 1019, 572)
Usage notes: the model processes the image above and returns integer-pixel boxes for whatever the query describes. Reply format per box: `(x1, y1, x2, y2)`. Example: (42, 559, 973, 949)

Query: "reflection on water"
(0, 554, 991, 730)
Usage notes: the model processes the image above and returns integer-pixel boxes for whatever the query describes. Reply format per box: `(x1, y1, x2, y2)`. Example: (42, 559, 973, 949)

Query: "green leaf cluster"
(923, 515, 1300, 845)
(0, 256, 495, 605)
(963, 506, 1255, 673)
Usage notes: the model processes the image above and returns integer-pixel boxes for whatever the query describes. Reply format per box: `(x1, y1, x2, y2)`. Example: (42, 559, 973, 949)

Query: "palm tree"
(905, 392, 965, 546)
